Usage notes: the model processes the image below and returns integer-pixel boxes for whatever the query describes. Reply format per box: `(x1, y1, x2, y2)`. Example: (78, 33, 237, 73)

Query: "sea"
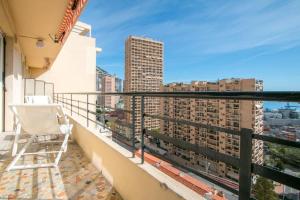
(263, 102, 300, 111)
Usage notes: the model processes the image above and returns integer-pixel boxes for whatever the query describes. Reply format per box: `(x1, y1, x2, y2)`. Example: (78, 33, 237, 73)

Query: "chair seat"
(7, 104, 73, 171)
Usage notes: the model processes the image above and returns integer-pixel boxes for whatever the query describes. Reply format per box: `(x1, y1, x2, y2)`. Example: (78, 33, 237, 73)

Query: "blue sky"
(80, 0, 300, 91)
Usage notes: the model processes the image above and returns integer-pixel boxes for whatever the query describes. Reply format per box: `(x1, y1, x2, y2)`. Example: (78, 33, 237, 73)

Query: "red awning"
(56, 0, 88, 43)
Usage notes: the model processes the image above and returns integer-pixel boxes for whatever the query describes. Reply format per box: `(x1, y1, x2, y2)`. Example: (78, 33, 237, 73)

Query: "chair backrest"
(25, 96, 52, 104)
(9, 104, 64, 135)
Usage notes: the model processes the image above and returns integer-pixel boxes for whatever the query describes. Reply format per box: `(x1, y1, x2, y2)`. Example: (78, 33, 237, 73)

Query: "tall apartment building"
(160, 78, 264, 181)
(96, 66, 120, 109)
(96, 67, 108, 92)
(124, 36, 163, 136)
(115, 77, 123, 93)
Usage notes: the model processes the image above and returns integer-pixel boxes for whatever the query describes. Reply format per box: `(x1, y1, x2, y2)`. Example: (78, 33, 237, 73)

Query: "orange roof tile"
(135, 151, 227, 200)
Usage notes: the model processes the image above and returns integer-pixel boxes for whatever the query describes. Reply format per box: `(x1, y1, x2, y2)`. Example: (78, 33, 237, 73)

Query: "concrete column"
(4, 37, 23, 131)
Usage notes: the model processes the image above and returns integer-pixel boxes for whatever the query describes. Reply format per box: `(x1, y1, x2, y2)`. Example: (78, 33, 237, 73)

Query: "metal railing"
(54, 91, 300, 200)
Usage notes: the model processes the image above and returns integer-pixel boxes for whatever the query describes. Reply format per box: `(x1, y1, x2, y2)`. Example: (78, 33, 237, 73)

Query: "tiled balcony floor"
(0, 133, 122, 200)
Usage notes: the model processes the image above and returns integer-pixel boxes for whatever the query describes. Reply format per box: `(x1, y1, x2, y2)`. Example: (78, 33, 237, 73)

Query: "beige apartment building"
(102, 74, 118, 109)
(124, 36, 163, 135)
(96, 67, 122, 110)
(160, 78, 264, 181)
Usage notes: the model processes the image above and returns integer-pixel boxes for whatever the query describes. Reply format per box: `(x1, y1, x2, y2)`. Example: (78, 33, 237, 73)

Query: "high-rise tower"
(124, 36, 163, 135)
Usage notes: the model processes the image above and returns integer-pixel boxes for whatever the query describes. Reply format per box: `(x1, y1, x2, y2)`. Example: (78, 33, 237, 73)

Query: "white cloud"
(84, 0, 300, 56)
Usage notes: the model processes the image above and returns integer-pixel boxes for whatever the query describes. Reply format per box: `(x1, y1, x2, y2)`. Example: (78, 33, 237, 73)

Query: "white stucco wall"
(31, 32, 97, 93)
(4, 37, 23, 131)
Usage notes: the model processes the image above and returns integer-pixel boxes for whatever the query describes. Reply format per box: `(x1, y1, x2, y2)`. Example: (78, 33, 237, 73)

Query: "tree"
(253, 177, 278, 200)
(275, 159, 284, 171)
(278, 148, 285, 154)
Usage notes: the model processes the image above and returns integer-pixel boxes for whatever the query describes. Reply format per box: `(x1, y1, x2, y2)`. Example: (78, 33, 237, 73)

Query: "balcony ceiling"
(0, 0, 69, 68)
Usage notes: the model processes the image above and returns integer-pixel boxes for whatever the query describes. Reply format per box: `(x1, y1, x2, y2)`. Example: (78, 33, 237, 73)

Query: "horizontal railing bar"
(87, 117, 134, 144)
(145, 114, 241, 136)
(56, 98, 114, 116)
(75, 110, 90, 120)
(57, 100, 133, 128)
(144, 146, 239, 195)
(145, 129, 240, 167)
(55, 97, 131, 113)
(56, 99, 86, 113)
(60, 101, 133, 132)
(104, 106, 132, 113)
(252, 134, 300, 148)
(54, 91, 300, 102)
(56, 96, 86, 104)
(89, 110, 132, 126)
(252, 164, 300, 190)
(105, 115, 133, 129)
(58, 96, 300, 149)
(112, 131, 136, 149)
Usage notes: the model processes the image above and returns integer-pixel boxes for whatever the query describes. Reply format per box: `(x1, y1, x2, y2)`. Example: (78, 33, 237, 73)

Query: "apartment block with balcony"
(160, 79, 264, 181)
(124, 36, 163, 135)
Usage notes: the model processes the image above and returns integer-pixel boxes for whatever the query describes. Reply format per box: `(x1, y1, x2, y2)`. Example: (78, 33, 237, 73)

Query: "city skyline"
(80, 0, 300, 91)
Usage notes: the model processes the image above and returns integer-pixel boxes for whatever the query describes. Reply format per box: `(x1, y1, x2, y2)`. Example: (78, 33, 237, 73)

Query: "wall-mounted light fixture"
(36, 39, 44, 48)
(17, 35, 45, 48)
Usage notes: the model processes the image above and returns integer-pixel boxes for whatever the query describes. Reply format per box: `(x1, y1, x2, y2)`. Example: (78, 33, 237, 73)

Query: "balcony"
(2, 79, 300, 200)
(52, 90, 300, 200)
(0, 132, 122, 200)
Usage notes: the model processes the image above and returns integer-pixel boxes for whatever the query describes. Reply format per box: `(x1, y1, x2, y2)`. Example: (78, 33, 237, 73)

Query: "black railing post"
(86, 94, 89, 127)
(62, 94, 64, 107)
(141, 96, 145, 164)
(70, 94, 73, 116)
(77, 99, 79, 115)
(102, 95, 106, 129)
(131, 95, 136, 157)
(239, 128, 253, 200)
(43, 82, 45, 96)
(24, 78, 26, 103)
(52, 83, 54, 101)
(34, 79, 36, 96)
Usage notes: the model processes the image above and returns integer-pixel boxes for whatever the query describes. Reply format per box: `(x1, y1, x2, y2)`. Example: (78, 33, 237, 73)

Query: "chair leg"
(54, 133, 70, 166)
(7, 135, 36, 171)
(12, 124, 21, 157)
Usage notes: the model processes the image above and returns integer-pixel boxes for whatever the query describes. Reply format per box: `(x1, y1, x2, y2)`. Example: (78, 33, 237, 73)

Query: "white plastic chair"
(7, 104, 73, 171)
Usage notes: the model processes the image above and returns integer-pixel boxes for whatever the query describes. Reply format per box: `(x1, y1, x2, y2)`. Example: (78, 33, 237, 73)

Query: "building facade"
(96, 67, 122, 109)
(96, 67, 109, 93)
(115, 77, 123, 93)
(124, 36, 163, 135)
(160, 79, 264, 181)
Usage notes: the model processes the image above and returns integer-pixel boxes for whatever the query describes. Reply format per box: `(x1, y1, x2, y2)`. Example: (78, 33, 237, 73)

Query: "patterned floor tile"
(0, 133, 123, 200)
